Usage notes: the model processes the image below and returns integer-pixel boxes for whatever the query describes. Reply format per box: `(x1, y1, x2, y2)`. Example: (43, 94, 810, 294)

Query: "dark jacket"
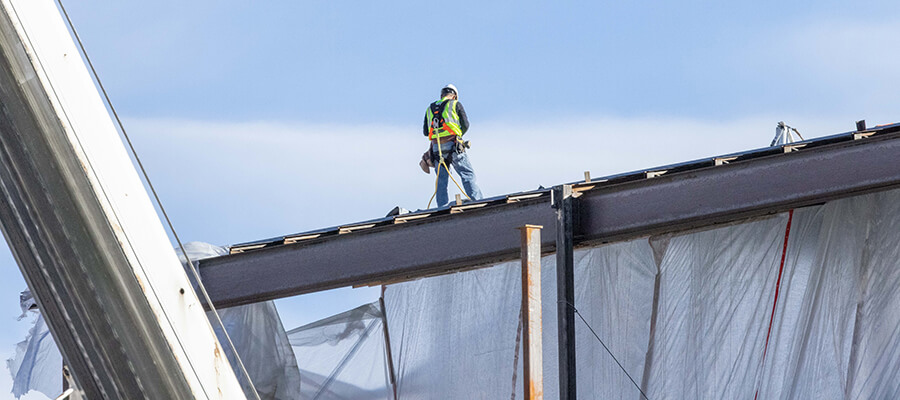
(423, 99, 469, 137)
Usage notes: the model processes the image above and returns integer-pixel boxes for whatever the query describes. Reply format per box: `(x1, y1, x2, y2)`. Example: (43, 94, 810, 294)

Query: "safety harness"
(427, 99, 462, 140)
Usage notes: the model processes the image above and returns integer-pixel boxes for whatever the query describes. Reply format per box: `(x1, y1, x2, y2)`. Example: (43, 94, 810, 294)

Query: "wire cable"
(509, 304, 524, 400)
(54, 2, 261, 399)
(561, 301, 651, 400)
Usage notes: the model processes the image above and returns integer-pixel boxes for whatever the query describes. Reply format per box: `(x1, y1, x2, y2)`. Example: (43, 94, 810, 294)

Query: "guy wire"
(561, 300, 651, 400)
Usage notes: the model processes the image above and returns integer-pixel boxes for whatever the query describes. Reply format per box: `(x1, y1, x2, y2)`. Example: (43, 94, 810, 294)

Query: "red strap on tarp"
(755, 209, 794, 400)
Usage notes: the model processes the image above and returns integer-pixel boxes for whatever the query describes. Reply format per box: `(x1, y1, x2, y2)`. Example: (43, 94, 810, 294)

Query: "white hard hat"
(442, 84, 459, 98)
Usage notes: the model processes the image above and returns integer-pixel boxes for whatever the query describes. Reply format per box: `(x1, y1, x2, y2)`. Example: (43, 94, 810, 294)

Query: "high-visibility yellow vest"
(426, 97, 462, 140)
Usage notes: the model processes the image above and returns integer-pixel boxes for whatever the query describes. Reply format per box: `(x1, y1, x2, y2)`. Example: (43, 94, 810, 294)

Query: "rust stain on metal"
(133, 272, 146, 292)
(519, 224, 544, 400)
(530, 381, 543, 400)
(213, 342, 224, 398)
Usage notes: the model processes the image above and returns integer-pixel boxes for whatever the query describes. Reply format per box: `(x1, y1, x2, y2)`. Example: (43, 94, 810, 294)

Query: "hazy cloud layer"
(124, 113, 863, 245)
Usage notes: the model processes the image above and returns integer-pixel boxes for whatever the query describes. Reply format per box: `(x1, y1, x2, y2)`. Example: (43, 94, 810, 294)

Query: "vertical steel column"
(519, 224, 544, 400)
(552, 185, 576, 399)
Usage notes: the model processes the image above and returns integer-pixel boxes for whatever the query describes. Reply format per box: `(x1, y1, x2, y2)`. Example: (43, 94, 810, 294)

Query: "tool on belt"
(418, 139, 470, 174)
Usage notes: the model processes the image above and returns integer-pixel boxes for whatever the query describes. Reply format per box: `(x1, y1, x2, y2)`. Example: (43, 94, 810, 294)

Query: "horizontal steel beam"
(576, 132, 900, 245)
(200, 128, 900, 308)
(200, 200, 557, 308)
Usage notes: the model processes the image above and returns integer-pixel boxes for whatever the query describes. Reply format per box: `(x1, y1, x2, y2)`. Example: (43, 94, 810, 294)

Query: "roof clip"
(714, 156, 737, 166)
(782, 143, 806, 153)
(853, 119, 876, 140)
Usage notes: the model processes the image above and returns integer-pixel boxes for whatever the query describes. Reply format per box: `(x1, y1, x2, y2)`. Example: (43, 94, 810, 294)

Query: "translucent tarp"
(213, 301, 303, 399)
(178, 242, 302, 400)
(7, 290, 62, 399)
(385, 263, 524, 399)
(383, 187, 900, 399)
(287, 301, 394, 399)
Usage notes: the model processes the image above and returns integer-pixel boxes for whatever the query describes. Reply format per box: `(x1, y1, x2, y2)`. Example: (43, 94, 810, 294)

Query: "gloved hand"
(455, 140, 471, 153)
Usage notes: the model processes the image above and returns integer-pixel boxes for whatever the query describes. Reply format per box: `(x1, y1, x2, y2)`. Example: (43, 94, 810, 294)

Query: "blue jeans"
(432, 142, 483, 207)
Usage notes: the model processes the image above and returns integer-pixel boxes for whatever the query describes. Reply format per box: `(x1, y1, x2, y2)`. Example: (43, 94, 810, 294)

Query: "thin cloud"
(734, 18, 900, 117)
(785, 20, 900, 81)
(125, 114, 857, 238)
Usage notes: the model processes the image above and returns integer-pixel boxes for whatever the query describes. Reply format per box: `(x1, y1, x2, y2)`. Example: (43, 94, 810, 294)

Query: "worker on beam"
(421, 84, 483, 207)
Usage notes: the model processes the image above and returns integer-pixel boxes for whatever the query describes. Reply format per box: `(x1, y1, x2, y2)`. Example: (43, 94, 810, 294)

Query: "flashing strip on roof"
(339, 223, 377, 234)
(450, 203, 488, 214)
(230, 243, 267, 254)
(507, 193, 545, 203)
(284, 234, 322, 244)
(393, 213, 431, 224)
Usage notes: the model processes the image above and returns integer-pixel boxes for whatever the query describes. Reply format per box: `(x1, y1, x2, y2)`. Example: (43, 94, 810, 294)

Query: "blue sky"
(3, 1, 900, 397)
(48, 0, 900, 123)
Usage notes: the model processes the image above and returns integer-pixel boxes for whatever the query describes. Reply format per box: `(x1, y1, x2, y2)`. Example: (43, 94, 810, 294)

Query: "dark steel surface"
(230, 190, 552, 250)
(553, 185, 577, 400)
(201, 124, 900, 308)
(201, 199, 557, 308)
(0, 6, 193, 398)
(576, 131, 900, 245)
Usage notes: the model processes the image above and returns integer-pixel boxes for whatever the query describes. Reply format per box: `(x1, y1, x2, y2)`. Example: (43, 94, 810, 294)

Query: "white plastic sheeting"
(383, 188, 900, 399)
(7, 290, 61, 399)
(177, 242, 302, 400)
(756, 191, 900, 399)
(287, 302, 394, 399)
(639, 215, 791, 399)
(213, 301, 303, 399)
(385, 263, 524, 399)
